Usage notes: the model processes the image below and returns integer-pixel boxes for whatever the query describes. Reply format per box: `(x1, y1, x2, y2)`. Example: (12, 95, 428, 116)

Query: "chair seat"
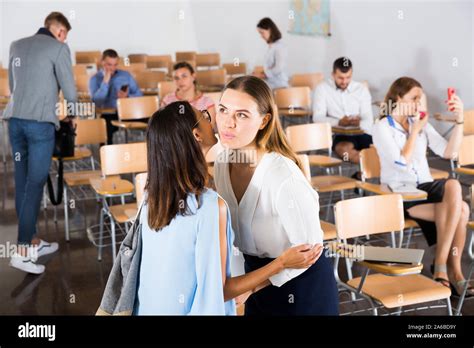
(89, 177, 134, 196)
(110, 203, 138, 223)
(311, 175, 357, 192)
(308, 155, 342, 168)
(64, 170, 102, 186)
(320, 220, 337, 240)
(455, 167, 474, 176)
(429, 167, 449, 179)
(53, 147, 91, 161)
(404, 218, 419, 229)
(111, 120, 148, 129)
(357, 261, 423, 276)
(347, 273, 451, 308)
(356, 181, 428, 201)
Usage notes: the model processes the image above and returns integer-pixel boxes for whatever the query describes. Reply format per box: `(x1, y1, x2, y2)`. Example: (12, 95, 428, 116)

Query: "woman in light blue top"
(135, 101, 323, 315)
(253, 17, 289, 89)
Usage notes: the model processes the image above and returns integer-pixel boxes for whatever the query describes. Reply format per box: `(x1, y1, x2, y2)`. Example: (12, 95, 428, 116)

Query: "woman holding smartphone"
(134, 101, 324, 315)
(213, 76, 339, 315)
(372, 77, 472, 297)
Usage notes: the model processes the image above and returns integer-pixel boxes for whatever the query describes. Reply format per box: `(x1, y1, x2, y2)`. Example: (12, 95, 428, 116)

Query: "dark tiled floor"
(0, 144, 473, 315)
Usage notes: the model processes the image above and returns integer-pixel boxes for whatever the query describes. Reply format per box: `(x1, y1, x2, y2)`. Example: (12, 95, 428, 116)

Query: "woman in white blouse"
(214, 76, 339, 315)
(252, 17, 289, 90)
(372, 77, 472, 298)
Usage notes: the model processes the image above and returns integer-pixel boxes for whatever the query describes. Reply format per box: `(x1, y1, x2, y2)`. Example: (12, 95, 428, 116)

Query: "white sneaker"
(30, 239, 59, 259)
(10, 253, 45, 274)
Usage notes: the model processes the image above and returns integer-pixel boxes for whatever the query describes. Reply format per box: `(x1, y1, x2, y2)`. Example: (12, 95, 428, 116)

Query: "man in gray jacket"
(4, 12, 77, 274)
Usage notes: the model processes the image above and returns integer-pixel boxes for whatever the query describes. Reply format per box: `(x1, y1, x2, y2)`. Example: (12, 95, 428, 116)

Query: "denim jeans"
(8, 118, 55, 245)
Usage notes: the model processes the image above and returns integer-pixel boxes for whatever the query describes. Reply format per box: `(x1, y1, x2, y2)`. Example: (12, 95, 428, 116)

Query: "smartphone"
(447, 87, 455, 111)
(120, 84, 129, 92)
(419, 111, 426, 120)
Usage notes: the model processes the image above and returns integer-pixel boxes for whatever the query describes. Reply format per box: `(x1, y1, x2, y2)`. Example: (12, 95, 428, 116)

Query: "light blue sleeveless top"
(135, 188, 236, 315)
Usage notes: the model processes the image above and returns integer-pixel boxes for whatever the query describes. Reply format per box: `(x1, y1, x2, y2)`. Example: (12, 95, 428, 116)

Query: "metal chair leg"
(98, 207, 105, 261)
(110, 217, 117, 262)
(64, 186, 70, 242)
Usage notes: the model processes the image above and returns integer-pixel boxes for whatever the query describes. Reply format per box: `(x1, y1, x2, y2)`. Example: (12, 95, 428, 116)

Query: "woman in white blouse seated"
(214, 76, 339, 315)
(252, 17, 289, 90)
(372, 77, 472, 298)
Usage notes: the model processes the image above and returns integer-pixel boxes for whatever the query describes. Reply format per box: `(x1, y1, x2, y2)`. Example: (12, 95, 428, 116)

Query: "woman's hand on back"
(277, 243, 324, 269)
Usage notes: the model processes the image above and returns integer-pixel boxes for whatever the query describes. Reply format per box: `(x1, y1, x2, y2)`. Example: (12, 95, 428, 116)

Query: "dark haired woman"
(161, 61, 216, 129)
(372, 77, 472, 297)
(252, 17, 288, 89)
(135, 101, 324, 315)
(214, 76, 339, 315)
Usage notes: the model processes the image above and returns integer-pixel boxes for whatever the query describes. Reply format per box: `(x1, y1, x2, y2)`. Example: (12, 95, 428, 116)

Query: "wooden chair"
(128, 54, 147, 64)
(223, 62, 247, 79)
(451, 135, 474, 178)
(75, 74, 90, 101)
(0, 68, 7, 78)
(196, 53, 220, 69)
(90, 142, 147, 261)
(113, 96, 159, 142)
(274, 87, 312, 126)
(463, 109, 474, 135)
(62, 118, 109, 241)
(334, 194, 452, 315)
(146, 55, 172, 70)
(358, 146, 454, 247)
(289, 73, 324, 90)
(135, 71, 167, 93)
(196, 68, 226, 92)
(176, 51, 197, 62)
(117, 63, 147, 78)
(0, 77, 11, 167)
(0, 77, 10, 107)
(298, 154, 338, 241)
(75, 51, 101, 66)
(73, 64, 88, 78)
(158, 81, 177, 103)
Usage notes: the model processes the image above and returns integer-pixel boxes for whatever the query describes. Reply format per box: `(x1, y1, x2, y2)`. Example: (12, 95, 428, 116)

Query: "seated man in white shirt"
(312, 57, 373, 172)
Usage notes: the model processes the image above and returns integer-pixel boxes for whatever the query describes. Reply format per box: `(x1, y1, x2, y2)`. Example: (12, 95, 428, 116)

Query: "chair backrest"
(146, 55, 172, 69)
(274, 86, 311, 110)
(223, 63, 247, 76)
(464, 109, 474, 135)
(75, 74, 90, 95)
(297, 154, 311, 182)
(135, 172, 148, 207)
(458, 135, 474, 166)
(117, 96, 159, 121)
(334, 194, 405, 239)
(289, 73, 324, 90)
(0, 78, 10, 97)
(73, 64, 88, 77)
(157, 81, 177, 101)
(75, 119, 107, 145)
(176, 51, 197, 62)
(100, 142, 147, 176)
(118, 63, 147, 77)
(203, 92, 221, 106)
(359, 146, 381, 180)
(285, 123, 332, 152)
(196, 69, 226, 87)
(128, 54, 147, 64)
(135, 71, 167, 90)
(196, 53, 220, 68)
(75, 51, 101, 65)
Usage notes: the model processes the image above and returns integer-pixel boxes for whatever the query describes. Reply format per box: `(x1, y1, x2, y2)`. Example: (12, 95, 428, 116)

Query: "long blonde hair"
(223, 76, 303, 171)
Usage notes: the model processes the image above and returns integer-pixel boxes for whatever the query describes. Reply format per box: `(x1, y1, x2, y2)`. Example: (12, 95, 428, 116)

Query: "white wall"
(1, 0, 473, 132)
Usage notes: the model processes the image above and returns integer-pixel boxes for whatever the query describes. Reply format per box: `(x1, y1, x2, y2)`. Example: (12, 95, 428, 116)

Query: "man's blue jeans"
(8, 118, 55, 245)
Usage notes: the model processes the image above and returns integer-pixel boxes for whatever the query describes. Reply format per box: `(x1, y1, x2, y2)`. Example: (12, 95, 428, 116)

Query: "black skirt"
(404, 179, 447, 246)
(243, 252, 339, 316)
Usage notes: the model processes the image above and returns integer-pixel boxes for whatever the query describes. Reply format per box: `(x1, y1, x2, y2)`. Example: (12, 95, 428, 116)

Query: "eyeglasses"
(193, 109, 212, 128)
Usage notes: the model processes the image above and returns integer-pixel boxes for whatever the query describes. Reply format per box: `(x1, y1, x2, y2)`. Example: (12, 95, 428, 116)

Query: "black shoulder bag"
(47, 118, 76, 205)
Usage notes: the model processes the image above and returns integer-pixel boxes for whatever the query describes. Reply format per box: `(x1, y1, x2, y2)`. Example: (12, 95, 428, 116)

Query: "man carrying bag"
(4, 12, 77, 274)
